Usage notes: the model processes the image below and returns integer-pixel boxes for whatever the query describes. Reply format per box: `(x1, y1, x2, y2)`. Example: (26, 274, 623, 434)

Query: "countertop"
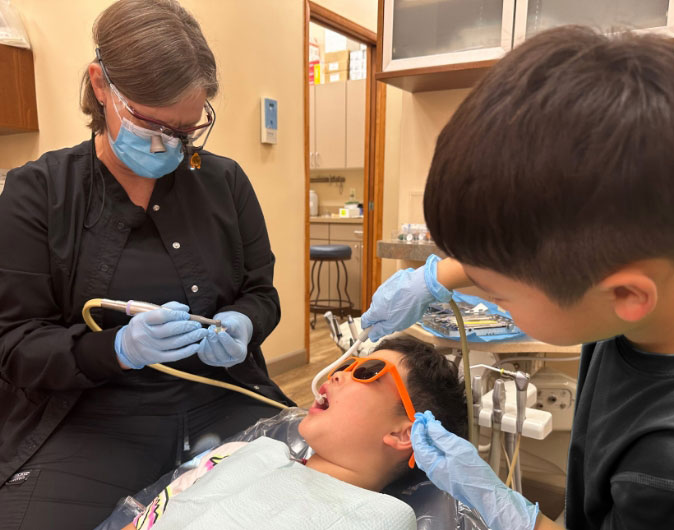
(377, 240, 444, 261)
(310, 216, 363, 224)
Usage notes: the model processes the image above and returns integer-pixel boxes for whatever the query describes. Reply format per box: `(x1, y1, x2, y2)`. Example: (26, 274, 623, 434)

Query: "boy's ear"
(382, 421, 412, 453)
(598, 269, 658, 323)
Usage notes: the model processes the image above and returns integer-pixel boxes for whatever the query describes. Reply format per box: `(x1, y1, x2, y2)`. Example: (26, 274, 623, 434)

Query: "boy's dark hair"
(374, 336, 467, 439)
(424, 26, 674, 306)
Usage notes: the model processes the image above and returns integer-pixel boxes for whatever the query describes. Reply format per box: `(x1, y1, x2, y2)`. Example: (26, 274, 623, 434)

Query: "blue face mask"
(108, 115, 184, 179)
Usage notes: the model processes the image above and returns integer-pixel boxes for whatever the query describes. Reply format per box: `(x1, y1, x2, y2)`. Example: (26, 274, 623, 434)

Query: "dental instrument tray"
(420, 292, 524, 343)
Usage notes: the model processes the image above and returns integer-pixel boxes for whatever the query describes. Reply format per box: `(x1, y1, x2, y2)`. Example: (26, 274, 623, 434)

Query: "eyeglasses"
(95, 48, 216, 169)
(329, 356, 417, 468)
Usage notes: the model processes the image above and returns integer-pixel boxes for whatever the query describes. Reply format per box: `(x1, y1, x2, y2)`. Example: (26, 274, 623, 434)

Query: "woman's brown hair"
(81, 0, 218, 134)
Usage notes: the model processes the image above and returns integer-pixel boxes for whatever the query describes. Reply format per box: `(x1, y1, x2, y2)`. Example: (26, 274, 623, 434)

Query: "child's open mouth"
(310, 384, 330, 412)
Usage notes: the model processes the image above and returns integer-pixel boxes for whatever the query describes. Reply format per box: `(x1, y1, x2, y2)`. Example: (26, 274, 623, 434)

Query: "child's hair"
(373, 336, 467, 439)
(424, 26, 674, 306)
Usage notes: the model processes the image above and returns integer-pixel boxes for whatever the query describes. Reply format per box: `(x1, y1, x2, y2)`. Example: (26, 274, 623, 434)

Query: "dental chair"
(95, 408, 488, 530)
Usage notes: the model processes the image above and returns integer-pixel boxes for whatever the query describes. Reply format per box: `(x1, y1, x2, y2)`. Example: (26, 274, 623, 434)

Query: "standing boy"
(362, 26, 674, 530)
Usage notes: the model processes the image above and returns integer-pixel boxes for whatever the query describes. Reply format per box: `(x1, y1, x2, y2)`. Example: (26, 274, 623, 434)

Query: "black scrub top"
(565, 336, 674, 529)
(0, 140, 293, 485)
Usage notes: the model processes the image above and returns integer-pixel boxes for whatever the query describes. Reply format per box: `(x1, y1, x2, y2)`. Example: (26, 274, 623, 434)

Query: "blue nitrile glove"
(412, 411, 539, 530)
(196, 311, 253, 367)
(361, 254, 452, 341)
(114, 302, 209, 370)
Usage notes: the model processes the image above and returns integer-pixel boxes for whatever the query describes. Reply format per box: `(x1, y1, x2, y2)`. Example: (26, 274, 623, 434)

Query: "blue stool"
(309, 244, 353, 328)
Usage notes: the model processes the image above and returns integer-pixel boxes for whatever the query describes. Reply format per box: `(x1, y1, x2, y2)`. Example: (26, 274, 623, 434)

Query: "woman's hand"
(196, 311, 253, 367)
(115, 302, 208, 369)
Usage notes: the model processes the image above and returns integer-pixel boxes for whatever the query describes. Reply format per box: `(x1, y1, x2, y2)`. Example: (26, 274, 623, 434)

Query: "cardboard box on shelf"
(349, 68, 366, 80)
(326, 58, 348, 72)
(326, 70, 348, 83)
(324, 50, 350, 64)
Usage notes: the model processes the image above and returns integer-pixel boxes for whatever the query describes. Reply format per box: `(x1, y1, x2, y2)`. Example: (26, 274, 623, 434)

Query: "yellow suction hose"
(448, 298, 522, 485)
(82, 298, 288, 410)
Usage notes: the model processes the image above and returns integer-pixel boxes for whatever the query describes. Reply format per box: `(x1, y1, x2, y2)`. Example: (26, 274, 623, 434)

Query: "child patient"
(121, 336, 467, 530)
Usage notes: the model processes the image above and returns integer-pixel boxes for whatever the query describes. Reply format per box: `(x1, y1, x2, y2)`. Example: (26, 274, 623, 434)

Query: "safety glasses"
(95, 48, 215, 168)
(329, 356, 416, 468)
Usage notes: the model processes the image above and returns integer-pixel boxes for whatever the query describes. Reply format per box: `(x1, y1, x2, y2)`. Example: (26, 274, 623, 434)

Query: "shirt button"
(152, 204, 160, 212)
(172, 242, 181, 249)
(253, 385, 260, 391)
(191, 285, 199, 293)
(117, 222, 125, 231)
(100, 264, 109, 272)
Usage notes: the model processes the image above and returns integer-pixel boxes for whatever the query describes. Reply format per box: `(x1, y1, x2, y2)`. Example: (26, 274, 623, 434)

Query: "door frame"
(304, 1, 385, 359)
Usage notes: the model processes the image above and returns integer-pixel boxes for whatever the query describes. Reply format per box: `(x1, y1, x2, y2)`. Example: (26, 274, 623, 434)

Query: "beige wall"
(396, 89, 471, 227)
(380, 88, 470, 282)
(0, 0, 306, 362)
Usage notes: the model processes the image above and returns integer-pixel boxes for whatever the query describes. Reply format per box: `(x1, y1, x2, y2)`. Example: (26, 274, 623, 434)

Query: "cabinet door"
(382, 0, 516, 72)
(514, 0, 674, 46)
(309, 85, 316, 168)
(330, 239, 362, 311)
(314, 82, 346, 169)
(346, 79, 366, 169)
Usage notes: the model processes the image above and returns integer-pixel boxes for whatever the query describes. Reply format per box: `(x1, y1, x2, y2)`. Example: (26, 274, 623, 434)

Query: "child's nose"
(330, 370, 349, 384)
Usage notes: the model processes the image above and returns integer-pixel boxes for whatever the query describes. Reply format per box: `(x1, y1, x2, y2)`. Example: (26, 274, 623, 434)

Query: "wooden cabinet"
(346, 79, 366, 169)
(309, 80, 366, 169)
(313, 82, 346, 169)
(309, 222, 363, 310)
(377, 0, 674, 93)
(0, 44, 38, 134)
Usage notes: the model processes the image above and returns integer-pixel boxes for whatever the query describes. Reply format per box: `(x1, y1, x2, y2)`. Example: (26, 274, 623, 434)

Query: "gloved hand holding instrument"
(82, 298, 288, 410)
(197, 311, 253, 367)
(114, 301, 210, 369)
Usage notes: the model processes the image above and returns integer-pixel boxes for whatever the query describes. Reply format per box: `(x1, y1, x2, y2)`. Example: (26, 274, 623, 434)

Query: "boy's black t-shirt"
(566, 336, 674, 529)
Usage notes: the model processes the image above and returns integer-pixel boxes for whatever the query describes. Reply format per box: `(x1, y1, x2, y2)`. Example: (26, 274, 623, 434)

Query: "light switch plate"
(260, 97, 278, 144)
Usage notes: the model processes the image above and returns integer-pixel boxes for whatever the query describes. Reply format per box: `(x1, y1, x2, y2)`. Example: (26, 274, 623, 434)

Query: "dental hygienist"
(0, 1, 293, 528)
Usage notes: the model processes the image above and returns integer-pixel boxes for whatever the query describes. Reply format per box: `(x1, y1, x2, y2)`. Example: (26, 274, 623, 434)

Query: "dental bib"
(150, 437, 416, 530)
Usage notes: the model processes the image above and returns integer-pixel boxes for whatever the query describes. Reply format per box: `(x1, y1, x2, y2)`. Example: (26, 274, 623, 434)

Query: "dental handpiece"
(347, 315, 358, 342)
(311, 327, 371, 405)
(323, 311, 336, 340)
(99, 298, 223, 331)
(488, 379, 506, 474)
(514, 371, 530, 434)
(513, 371, 530, 493)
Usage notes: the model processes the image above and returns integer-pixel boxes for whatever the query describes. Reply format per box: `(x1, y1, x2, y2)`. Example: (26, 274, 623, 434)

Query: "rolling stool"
(309, 244, 353, 328)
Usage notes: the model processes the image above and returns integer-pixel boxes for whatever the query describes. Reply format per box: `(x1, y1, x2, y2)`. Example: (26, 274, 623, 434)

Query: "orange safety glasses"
(329, 356, 417, 468)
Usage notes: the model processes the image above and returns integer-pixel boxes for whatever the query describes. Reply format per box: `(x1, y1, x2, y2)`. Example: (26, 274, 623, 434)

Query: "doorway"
(303, 2, 380, 362)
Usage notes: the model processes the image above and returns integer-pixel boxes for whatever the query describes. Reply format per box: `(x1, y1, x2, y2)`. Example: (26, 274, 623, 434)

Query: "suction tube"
(311, 327, 371, 404)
